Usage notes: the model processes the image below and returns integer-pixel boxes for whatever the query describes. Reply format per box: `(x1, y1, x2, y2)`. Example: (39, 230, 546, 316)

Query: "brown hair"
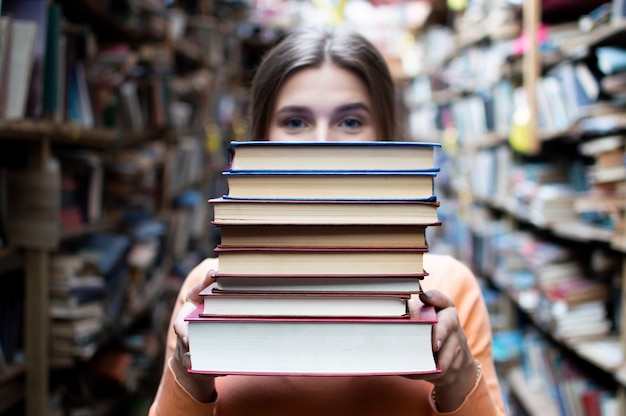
(249, 26, 398, 141)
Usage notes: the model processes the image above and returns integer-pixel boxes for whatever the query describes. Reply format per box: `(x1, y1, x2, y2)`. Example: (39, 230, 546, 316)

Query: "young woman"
(149, 26, 506, 415)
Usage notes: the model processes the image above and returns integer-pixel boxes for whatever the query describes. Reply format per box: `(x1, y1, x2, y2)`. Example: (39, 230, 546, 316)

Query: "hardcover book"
(185, 296, 439, 376)
(210, 197, 440, 225)
(200, 282, 410, 318)
(213, 274, 426, 294)
(223, 170, 437, 200)
(214, 246, 428, 276)
(228, 141, 441, 172)
(216, 224, 431, 248)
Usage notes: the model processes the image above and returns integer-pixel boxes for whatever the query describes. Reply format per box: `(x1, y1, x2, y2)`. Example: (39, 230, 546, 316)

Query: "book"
(579, 135, 624, 156)
(49, 299, 104, 320)
(223, 170, 437, 200)
(57, 150, 104, 225)
(119, 80, 144, 131)
(217, 224, 429, 248)
(51, 333, 98, 360)
(200, 282, 410, 318)
(0, 16, 11, 117)
(73, 232, 131, 276)
(214, 246, 428, 276)
(51, 315, 103, 340)
(42, 2, 61, 119)
(612, 0, 626, 24)
(1, 0, 48, 118)
(67, 62, 94, 128)
(227, 141, 441, 172)
(185, 297, 439, 376)
(3, 18, 37, 119)
(210, 197, 440, 225)
(213, 274, 426, 294)
(587, 164, 626, 184)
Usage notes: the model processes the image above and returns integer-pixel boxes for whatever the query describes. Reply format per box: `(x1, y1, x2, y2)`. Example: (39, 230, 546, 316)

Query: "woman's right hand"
(171, 269, 219, 403)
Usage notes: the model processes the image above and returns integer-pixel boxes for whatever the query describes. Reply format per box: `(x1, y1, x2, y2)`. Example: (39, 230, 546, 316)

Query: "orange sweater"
(149, 254, 506, 415)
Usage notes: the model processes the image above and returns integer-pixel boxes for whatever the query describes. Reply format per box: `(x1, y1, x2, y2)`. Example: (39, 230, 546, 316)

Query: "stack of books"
(186, 141, 443, 376)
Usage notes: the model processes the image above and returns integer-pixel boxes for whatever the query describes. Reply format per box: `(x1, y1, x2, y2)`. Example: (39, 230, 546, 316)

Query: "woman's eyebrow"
(274, 103, 371, 117)
(274, 105, 312, 115)
(335, 103, 371, 114)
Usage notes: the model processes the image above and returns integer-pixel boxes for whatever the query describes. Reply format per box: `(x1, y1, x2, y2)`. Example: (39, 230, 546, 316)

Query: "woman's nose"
(315, 123, 330, 141)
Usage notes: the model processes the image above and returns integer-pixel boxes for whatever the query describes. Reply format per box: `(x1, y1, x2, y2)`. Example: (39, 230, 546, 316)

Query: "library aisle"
(1, 0, 626, 415)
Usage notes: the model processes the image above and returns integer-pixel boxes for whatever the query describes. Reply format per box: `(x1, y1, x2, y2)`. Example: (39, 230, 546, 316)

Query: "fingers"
(174, 333, 193, 370)
(186, 268, 217, 304)
(407, 290, 473, 386)
(173, 300, 201, 347)
(419, 290, 454, 311)
(419, 290, 457, 353)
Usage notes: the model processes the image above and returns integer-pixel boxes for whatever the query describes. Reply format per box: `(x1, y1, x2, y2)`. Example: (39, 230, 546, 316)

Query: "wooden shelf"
(0, 119, 162, 148)
(482, 272, 624, 385)
(478, 196, 623, 250)
(560, 19, 626, 57)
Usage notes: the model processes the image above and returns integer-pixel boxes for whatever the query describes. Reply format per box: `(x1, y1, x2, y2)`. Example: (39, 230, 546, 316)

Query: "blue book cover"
(227, 141, 442, 172)
(229, 141, 442, 148)
(224, 169, 440, 175)
(222, 170, 439, 201)
(76, 232, 131, 277)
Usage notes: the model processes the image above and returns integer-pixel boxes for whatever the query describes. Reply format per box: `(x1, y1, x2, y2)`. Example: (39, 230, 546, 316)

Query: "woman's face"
(268, 63, 378, 142)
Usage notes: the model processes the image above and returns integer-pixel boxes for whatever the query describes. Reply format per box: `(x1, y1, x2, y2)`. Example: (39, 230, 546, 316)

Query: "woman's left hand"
(404, 289, 481, 412)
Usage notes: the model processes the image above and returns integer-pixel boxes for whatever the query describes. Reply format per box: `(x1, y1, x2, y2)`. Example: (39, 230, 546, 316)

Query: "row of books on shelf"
(504, 329, 619, 416)
(468, 210, 621, 347)
(0, 0, 214, 133)
(186, 141, 444, 376)
(0, 136, 208, 250)
(460, 133, 626, 247)
(404, 21, 626, 145)
(48, 218, 168, 366)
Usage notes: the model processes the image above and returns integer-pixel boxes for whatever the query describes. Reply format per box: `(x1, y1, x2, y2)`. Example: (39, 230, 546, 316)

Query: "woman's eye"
(340, 118, 363, 129)
(284, 118, 307, 130)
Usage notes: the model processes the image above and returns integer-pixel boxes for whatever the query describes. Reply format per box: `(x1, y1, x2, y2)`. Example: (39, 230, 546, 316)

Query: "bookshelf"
(0, 0, 245, 414)
(405, 0, 626, 414)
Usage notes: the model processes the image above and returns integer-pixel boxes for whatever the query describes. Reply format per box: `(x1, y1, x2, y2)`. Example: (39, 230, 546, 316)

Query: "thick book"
(214, 246, 428, 276)
(3, 18, 38, 119)
(228, 141, 441, 172)
(200, 283, 410, 318)
(223, 170, 437, 200)
(210, 197, 440, 225)
(216, 224, 431, 248)
(213, 274, 426, 294)
(185, 297, 439, 376)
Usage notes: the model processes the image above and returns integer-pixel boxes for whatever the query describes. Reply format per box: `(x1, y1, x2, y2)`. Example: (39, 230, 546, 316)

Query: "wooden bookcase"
(403, 0, 626, 414)
(0, 0, 247, 414)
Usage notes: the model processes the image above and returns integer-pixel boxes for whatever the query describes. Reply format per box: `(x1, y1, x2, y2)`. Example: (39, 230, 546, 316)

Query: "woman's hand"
(405, 290, 480, 412)
(171, 270, 219, 403)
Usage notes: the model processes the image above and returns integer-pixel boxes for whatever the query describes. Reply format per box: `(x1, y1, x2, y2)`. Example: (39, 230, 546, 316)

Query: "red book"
(199, 282, 411, 318)
(580, 389, 602, 416)
(185, 296, 439, 376)
(213, 273, 427, 295)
